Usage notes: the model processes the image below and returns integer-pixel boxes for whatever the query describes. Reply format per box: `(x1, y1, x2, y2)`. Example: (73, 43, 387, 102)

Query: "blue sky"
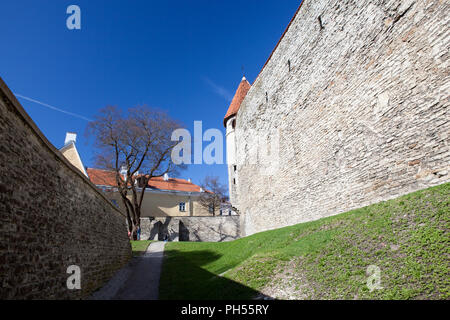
(0, 0, 300, 189)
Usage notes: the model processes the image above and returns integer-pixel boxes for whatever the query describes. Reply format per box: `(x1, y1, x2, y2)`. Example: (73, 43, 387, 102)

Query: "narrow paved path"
(90, 241, 166, 300)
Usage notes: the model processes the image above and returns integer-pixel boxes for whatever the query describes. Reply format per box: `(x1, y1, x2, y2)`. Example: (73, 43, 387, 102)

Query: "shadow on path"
(90, 242, 272, 300)
(90, 242, 165, 300)
(159, 248, 271, 300)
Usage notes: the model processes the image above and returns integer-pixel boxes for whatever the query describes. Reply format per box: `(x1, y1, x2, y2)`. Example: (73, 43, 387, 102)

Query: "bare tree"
(199, 176, 228, 216)
(86, 105, 184, 239)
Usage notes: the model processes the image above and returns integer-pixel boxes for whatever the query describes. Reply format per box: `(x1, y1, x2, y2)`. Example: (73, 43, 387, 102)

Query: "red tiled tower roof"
(86, 168, 203, 193)
(223, 76, 251, 127)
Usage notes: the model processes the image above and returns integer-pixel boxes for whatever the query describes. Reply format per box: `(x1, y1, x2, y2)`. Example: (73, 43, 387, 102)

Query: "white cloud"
(14, 93, 93, 122)
(203, 77, 232, 102)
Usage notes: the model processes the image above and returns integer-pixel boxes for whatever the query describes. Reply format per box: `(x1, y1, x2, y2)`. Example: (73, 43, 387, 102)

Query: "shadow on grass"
(159, 249, 270, 300)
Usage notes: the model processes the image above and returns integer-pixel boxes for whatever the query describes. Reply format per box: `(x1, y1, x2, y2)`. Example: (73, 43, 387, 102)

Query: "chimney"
(187, 178, 191, 183)
(64, 132, 77, 145)
(163, 173, 169, 181)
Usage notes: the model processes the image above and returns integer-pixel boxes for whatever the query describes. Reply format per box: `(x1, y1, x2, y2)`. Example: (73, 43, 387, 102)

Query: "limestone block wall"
(0, 78, 131, 299)
(140, 216, 240, 242)
(235, 0, 449, 235)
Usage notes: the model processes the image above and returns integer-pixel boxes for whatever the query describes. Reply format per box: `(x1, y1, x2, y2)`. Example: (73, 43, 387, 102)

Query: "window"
(179, 202, 186, 212)
(233, 165, 237, 172)
(232, 119, 236, 129)
(233, 178, 236, 185)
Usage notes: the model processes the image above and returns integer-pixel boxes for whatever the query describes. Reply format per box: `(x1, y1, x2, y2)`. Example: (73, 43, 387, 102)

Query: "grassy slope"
(130, 240, 152, 257)
(160, 183, 449, 300)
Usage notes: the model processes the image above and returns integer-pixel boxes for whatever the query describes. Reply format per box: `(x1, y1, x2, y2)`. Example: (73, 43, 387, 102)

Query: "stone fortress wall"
(0, 77, 131, 299)
(235, 0, 449, 235)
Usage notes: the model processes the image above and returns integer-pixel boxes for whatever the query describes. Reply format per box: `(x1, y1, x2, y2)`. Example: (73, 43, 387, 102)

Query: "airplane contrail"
(13, 93, 93, 122)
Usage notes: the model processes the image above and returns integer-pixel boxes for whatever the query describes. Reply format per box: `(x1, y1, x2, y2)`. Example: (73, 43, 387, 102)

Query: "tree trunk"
(131, 224, 138, 241)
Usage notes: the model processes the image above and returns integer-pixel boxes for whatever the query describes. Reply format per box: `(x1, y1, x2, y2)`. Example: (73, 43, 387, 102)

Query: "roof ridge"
(87, 167, 115, 172)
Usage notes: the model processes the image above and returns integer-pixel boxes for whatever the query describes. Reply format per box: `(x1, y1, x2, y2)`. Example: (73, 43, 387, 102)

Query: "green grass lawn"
(159, 183, 449, 300)
(130, 240, 153, 257)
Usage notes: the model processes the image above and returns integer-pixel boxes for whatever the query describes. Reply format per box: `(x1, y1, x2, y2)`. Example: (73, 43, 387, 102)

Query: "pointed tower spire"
(223, 77, 251, 127)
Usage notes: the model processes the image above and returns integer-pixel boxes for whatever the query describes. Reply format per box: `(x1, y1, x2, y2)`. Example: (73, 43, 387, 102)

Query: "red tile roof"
(223, 77, 251, 127)
(87, 168, 117, 186)
(86, 168, 203, 193)
(146, 176, 202, 192)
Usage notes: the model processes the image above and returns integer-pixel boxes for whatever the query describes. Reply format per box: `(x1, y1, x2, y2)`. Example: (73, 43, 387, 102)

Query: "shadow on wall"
(179, 221, 189, 241)
(145, 217, 180, 241)
(148, 220, 161, 240)
(143, 216, 239, 242)
(186, 217, 240, 242)
(158, 217, 178, 241)
(159, 249, 271, 300)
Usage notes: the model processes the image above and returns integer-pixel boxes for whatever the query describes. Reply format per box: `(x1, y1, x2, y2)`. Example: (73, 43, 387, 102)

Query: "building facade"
(86, 168, 240, 242)
(59, 132, 88, 177)
(86, 168, 211, 217)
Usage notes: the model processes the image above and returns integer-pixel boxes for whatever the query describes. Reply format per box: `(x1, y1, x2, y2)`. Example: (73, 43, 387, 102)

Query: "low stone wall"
(0, 77, 131, 299)
(140, 216, 240, 242)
